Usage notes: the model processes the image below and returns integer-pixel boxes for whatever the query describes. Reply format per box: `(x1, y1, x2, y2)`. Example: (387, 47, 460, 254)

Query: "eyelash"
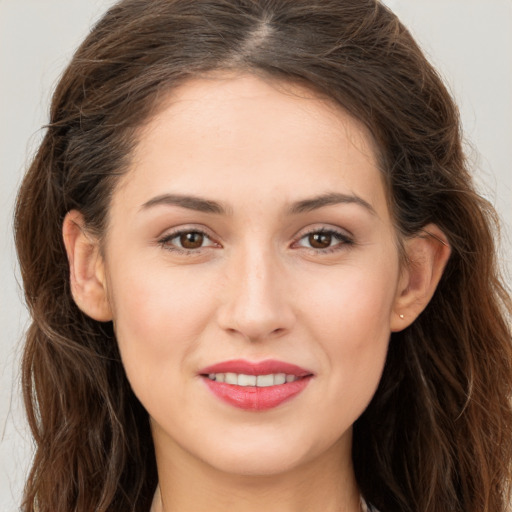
(157, 227, 354, 255)
(293, 228, 354, 254)
(157, 228, 217, 254)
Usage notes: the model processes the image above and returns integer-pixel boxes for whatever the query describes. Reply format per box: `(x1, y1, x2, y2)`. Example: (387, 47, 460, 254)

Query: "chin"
(191, 426, 347, 478)
(203, 447, 307, 477)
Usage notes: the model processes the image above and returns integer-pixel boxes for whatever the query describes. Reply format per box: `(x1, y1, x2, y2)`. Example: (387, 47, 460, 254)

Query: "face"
(101, 73, 404, 477)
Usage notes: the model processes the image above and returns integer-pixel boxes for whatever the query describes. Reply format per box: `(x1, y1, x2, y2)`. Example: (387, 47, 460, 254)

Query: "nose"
(216, 245, 295, 342)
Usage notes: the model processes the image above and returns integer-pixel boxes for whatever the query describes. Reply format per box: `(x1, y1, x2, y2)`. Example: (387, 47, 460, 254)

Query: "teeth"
(256, 374, 274, 387)
(225, 372, 238, 385)
(237, 374, 257, 386)
(207, 372, 300, 386)
(274, 373, 286, 385)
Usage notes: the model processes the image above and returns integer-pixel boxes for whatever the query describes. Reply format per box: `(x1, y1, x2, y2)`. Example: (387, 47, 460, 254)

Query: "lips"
(199, 359, 314, 411)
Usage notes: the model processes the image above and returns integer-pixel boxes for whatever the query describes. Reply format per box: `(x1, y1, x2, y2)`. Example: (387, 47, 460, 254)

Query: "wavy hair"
(14, 1, 512, 511)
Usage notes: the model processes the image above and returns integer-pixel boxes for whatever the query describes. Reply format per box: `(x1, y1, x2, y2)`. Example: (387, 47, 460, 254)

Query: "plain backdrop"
(1, 1, 511, 510)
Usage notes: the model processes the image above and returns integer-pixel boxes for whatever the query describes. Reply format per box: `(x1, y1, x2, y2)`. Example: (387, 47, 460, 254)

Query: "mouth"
(199, 359, 314, 411)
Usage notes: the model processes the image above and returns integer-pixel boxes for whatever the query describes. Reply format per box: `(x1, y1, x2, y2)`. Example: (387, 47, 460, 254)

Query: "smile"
(206, 373, 300, 386)
(199, 359, 314, 411)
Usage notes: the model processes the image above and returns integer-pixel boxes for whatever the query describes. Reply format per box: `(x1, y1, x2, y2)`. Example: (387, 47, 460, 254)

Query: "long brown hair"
(14, 1, 512, 511)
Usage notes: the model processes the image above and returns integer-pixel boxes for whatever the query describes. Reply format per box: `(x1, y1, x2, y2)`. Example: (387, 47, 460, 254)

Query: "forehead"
(114, 72, 388, 220)
(137, 72, 377, 161)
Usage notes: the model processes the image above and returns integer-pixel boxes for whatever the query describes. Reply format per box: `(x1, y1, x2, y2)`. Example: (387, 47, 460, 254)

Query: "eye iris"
(309, 232, 332, 249)
(180, 232, 204, 249)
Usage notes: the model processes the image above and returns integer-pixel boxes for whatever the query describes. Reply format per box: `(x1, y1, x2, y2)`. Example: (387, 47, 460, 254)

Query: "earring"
(399, 314, 405, 319)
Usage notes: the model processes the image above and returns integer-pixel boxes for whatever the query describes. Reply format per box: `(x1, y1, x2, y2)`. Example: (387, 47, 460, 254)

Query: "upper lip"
(199, 359, 313, 377)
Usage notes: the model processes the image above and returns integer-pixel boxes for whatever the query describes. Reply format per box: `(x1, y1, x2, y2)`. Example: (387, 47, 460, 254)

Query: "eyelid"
(157, 225, 222, 253)
(291, 225, 354, 252)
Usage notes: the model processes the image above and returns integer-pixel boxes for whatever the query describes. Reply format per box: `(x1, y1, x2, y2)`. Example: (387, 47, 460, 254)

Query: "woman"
(14, 0, 512, 511)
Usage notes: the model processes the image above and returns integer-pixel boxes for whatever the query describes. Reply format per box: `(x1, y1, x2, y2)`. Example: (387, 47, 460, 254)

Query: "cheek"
(107, 263, 216, 393)
(303, 261, 398, 407)
(305, 260, 398, 344)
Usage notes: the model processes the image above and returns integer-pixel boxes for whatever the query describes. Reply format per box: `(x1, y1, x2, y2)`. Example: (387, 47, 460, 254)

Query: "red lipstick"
(199, 359, 313, 411)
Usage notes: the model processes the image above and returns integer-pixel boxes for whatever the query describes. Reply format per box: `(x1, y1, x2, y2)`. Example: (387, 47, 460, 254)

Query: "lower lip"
(202, 376, 312, 411)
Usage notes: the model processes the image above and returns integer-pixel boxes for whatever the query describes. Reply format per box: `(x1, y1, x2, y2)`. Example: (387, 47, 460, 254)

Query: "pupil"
(180, 232, 204, 249)
(309, 232, 331, 249)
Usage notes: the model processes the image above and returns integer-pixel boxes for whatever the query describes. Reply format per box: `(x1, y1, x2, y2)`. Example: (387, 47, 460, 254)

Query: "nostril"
(223, 325, 288, 343)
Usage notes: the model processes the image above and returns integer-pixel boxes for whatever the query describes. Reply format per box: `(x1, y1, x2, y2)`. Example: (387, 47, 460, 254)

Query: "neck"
(151, 433, 361, 512)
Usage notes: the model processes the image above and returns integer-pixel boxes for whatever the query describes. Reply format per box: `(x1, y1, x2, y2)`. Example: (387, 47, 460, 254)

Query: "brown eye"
(295, 228, 353, 253)
(179, 232, 205, 249)
(308, 232, 332, 249)
(159, 229, 217, 252)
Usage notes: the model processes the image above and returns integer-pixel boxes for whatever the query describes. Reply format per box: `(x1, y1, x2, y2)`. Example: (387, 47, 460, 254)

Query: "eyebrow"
(288, 192, 376, 216)
(140, 194, 229, 214)
(140, 191, 376, 216)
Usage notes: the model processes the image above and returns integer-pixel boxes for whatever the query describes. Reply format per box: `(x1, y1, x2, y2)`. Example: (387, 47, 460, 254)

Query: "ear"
(62, 210, 112, 322)
(390, 223, 451, 332)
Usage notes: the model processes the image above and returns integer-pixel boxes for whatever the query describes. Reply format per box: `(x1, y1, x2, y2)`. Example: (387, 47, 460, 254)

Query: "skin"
(63, 72, 450, 512)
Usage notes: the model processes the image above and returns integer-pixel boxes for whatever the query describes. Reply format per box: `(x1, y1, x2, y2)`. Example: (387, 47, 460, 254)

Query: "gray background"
(1, 1, 511, 510)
